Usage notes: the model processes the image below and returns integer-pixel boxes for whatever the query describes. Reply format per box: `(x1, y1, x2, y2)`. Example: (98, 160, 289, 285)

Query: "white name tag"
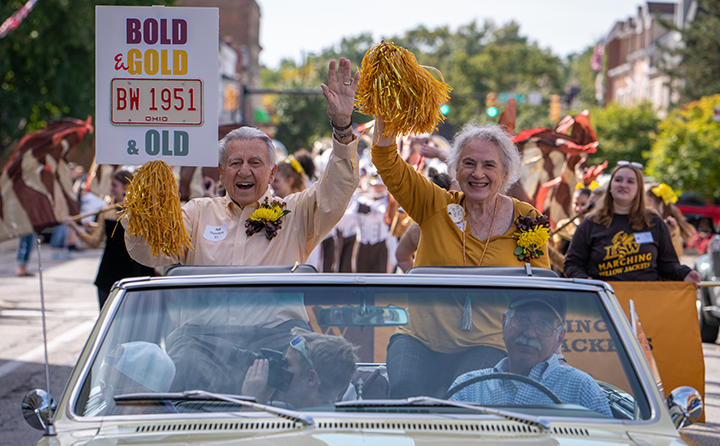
(203, 224, 228, 241)
(634, 232, 654, 244)
(447, 204, 464, 223)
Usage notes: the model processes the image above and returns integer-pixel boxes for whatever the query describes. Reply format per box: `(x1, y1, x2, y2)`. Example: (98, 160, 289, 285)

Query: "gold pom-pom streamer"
(354, 41, 452, 138)
(118, 160, 192, 258)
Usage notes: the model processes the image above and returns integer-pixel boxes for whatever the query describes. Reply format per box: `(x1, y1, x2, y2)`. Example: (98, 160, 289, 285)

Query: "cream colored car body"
(29, 269, 690, 446)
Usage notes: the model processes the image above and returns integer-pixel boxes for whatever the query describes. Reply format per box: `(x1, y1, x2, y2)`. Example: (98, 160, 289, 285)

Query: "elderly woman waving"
(371, 117, 550, 399)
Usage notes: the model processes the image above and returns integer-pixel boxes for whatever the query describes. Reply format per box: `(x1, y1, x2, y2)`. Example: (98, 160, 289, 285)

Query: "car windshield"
(75, 283, 650, 420)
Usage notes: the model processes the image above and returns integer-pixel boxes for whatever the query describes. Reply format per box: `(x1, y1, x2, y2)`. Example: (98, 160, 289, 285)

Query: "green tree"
(271, 69, 329, 152)
(647, 95, 720, 199)
(0, 0, 170, 151)
(660, 0, 720, 103)
(392, 20, 564, 129)
(587, 102, 659, 168)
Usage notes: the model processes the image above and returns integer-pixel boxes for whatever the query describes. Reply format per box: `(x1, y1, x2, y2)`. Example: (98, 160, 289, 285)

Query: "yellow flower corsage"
(651, 183, 678, 206)
(513, 211, 551, 261)
(245, 198, 291, 240)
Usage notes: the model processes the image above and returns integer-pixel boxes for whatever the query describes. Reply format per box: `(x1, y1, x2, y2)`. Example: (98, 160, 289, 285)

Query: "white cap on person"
(109, 341, 176, 392)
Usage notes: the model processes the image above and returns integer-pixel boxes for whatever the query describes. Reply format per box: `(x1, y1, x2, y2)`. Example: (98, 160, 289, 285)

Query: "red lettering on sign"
(129, 88, 140, 110)
(114, 53, 127, 71)
(116, 88, 127, 110)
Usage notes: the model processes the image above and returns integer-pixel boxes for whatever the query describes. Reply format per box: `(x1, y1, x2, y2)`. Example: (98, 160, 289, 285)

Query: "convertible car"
(24, 265, 702, 445)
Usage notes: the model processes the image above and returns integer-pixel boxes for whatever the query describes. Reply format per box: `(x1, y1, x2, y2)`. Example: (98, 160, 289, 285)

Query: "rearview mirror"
(667, 386, 703, 429)
(318, 306, 408, 327)
(22, 389, 56, 431)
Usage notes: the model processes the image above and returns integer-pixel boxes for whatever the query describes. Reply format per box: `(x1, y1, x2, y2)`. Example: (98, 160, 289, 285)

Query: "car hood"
(40, 421, 687, 446)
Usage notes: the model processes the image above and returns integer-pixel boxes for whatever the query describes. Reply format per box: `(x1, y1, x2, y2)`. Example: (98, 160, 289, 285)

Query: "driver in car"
(240, 328, 359, 409)
(447, 293, 612, 416)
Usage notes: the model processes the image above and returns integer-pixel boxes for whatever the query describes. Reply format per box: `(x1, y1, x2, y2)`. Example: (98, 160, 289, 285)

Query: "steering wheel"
(443, 372, 563, 404)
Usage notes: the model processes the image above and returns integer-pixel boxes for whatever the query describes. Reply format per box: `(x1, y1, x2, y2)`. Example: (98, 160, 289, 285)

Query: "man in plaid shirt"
(448, 292, 612, 417)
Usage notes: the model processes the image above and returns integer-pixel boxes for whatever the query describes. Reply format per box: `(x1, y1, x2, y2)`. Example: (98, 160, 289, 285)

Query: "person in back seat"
(241, 328, 359, 409)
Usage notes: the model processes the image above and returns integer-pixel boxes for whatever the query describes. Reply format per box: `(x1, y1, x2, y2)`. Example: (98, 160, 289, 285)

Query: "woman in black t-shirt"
(564, 162, 701, 284)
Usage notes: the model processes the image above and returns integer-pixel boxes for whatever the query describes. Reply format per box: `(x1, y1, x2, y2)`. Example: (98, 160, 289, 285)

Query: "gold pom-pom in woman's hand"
(355, 41, 452, 139)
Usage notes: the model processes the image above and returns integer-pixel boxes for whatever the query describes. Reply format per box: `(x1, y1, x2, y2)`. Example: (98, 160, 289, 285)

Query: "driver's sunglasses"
(290, 335, 316, 371)
(508, 314, 562, 337)
(617, 160, 643, 170)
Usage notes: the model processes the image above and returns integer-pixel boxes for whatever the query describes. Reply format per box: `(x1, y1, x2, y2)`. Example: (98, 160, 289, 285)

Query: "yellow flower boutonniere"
(513, 211, 551, 261)
(245, 198, 291, 240)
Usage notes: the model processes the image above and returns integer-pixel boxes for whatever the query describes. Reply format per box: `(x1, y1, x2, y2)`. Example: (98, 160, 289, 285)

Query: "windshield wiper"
(114, 389, 314, 426)
(336, 396, 550, 431)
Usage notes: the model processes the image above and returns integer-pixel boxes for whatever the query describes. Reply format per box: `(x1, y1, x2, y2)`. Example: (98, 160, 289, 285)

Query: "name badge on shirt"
(203, 224, 228, 241)
(634, 231, 654, 244)
(447, 204, 464, 223)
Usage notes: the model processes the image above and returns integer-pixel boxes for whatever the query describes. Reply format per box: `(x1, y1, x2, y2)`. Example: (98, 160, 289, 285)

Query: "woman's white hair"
(446, 123, 521, 194)
(218, 127, 277, 167)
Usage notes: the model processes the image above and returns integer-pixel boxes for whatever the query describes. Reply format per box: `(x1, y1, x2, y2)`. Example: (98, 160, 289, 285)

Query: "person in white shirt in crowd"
(354, 175, 393, 273)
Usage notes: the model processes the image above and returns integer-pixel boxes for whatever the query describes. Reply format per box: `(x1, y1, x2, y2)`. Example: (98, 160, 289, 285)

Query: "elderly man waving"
(125, 58, 360, 267)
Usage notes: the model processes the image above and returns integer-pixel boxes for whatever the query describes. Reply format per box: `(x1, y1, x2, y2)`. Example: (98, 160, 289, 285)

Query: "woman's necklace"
(462, 194, 499, 266)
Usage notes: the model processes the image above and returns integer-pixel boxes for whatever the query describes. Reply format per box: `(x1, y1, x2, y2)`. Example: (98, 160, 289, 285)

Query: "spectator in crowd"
(371, 118, 550, 398)
(271, 159, 308, 199)
(15, 232, 36, 277)
(564, 162, 701, 285)
(548, 187, 592, 274)
(645, 183, 695, 257)
(686, 216, 714, 254)
(335, 187, 361, 273)
(354, 175, 391, 273)
(63, 170, 156, 308)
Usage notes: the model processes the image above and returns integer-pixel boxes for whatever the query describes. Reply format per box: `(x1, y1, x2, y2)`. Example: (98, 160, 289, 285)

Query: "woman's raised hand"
(373, 116, 395, 147)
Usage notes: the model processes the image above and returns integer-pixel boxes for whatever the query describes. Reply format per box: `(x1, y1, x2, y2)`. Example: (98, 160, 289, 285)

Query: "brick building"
(175, 0, 262, 126)
(604, 0, 697, 116)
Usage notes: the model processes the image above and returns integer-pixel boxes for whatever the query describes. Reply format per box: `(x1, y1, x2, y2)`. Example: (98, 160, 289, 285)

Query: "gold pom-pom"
(119, 160, 192, 258)
(354, 41, 452, 138)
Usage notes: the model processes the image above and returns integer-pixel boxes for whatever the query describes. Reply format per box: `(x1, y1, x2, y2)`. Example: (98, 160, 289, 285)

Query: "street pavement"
(0, 238, 718, 445)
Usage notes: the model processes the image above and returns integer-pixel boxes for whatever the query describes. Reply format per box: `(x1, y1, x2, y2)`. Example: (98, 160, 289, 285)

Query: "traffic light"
(224, 84, 239, 111)
(549, 94, 561, 122)
(440, 103, 450, 115)
(486, 92, 498, 117)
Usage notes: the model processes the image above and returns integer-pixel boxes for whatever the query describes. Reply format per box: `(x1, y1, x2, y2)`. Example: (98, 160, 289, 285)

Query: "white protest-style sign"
(96, 5, 219, 167)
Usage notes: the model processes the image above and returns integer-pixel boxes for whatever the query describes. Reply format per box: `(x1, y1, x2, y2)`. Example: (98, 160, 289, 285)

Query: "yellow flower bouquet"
(245, 198, 291, 240)
(513, 211, 551, 261)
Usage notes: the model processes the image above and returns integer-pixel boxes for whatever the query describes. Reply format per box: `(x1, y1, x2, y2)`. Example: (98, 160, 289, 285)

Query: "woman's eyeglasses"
(617, 161, 643, 169)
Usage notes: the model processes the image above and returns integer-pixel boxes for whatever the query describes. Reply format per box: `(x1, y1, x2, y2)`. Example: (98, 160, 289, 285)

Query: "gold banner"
(612, 282, 705, 423)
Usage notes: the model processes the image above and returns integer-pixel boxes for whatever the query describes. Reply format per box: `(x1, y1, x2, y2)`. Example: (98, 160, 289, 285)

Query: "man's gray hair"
(218, 127, 277, 167)
(446, 124, 521, 193)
